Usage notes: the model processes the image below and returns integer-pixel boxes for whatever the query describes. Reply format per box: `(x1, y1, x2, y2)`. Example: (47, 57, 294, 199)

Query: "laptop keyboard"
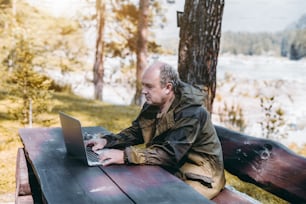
(86, 147, 100, 162)
(83, 131, 97, 140)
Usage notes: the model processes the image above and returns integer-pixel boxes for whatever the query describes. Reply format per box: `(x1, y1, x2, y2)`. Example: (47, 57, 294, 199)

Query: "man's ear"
(165, 82, 173, 94)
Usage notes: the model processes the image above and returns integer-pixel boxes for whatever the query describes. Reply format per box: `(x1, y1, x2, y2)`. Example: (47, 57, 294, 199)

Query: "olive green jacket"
(104, 82, 225, 193)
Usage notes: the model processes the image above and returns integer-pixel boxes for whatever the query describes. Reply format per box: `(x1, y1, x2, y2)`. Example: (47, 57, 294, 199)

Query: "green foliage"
(1, 0, 89, 74)
(0, 87, 140, 198)
(259, 96, 287, 140)
(218, 102, 247, 132)
(0, 0, 91, 122)
(220, 31, 282, 56)
(1, 86, 299, 203)
(0, 0, 11, 6)
(5, 36, 52, 126)
(216, 73, 247, 132)
(289, 29, 306, 60)
(221, 29, 306, 59)
(104, 0, 166, 59)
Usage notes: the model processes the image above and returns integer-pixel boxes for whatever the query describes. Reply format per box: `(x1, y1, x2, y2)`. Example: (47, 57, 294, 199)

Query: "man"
(87, 61, 225, 199)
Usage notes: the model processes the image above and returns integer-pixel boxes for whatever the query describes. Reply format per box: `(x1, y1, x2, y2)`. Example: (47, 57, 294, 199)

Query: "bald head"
(142, 61, 163, 84)
(141, 61, 179, 107)
(145, 61, 165, 72)
(143, 61, 180, 88)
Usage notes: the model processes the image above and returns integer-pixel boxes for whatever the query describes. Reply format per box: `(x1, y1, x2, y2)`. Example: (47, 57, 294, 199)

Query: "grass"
(0, 90, 140, 202)
(0, 88, 303, 203)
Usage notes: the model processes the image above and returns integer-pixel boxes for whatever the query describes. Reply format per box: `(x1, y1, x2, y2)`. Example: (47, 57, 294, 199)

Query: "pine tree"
(5, 36, 52, 126)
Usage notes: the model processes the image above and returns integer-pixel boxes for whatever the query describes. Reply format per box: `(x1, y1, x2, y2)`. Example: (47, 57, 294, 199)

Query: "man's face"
(141, 67, 168, 106)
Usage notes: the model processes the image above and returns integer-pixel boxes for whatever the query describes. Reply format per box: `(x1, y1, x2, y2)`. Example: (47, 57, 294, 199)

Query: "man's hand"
(85, 138, 107, 152)
(98, 149, 124, 166)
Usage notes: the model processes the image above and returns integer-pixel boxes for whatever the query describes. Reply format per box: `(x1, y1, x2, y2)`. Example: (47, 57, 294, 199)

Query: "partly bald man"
(87, 61, 225, 199)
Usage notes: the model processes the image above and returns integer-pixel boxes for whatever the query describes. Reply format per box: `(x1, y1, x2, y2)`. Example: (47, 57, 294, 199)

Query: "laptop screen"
(59, 112, 88, 163)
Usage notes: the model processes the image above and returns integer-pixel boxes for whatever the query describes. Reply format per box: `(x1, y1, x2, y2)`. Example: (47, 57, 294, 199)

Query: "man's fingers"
(92, 143, 103, 151)
(85, 139, 95, 147)
(101, 158, 111, 166)
(98, 151, 111, 166)
(92, 146, 99, 151)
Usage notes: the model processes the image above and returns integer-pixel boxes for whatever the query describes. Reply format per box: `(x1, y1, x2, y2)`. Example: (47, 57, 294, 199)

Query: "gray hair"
(159, 63, 180, 92)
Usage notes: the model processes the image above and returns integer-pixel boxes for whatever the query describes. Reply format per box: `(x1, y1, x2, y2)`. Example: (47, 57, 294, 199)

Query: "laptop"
(59, 111, 104, 166)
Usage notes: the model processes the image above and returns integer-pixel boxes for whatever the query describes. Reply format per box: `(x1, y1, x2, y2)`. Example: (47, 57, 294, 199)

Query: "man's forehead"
(142, 74, 158, 84)
(142, 70, 160, 86)
(143, 65, 160, 78)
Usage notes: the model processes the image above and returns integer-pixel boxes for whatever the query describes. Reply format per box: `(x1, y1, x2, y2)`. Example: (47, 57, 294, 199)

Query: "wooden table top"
(19, 127, 212, 204)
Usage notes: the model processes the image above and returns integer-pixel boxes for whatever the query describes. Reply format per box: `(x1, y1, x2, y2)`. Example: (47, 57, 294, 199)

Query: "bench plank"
(15, 195, 34, 204)
(15, 148, 34, 204)
(215, 125, 306, 203)
(212, 186, 260, 204)
(15, 148, 32, 196)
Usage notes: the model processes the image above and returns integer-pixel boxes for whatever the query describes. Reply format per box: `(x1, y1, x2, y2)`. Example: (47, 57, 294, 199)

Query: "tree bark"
(93, 0, 106, 100)
(178, 0, 224, 113)
(133, 0, 149, 106)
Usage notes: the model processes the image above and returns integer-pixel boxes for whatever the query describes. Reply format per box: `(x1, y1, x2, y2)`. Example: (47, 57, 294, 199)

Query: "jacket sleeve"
(103, 103, 156, 149)
(103, 119, 144, 149)
(125, 107, 210, 168)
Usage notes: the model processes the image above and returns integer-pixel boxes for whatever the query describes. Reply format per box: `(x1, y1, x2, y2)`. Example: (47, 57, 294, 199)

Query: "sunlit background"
(1, 0, 306, 203)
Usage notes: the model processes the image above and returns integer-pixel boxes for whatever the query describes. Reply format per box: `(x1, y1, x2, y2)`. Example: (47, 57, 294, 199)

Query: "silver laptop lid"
(59, 112, 104, 166)
(59, 112, 88, 164)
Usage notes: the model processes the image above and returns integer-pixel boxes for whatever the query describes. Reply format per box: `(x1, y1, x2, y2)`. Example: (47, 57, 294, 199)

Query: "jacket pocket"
(185, 172, 213, 188)
(179, 161, 214, 189)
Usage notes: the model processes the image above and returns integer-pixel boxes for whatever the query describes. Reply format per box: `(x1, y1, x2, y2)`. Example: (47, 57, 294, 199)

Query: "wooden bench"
(16, 126, 306, 203)
(212, 125, 306, 203)
(15, 148, 34, 204)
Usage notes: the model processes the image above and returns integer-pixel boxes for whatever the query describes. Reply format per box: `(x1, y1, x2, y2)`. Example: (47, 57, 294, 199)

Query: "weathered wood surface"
(212, 186, 259, 204)
(19, 127, 133, 204)
(15, 195, 34, 204)
(215, 125, 306, 203)
(101, 165, 211, 204)
(15, 148, 34, 204)
(15, 148, 32, 196)
(19, 127, 212, 204)
(18, 125, 306, 203)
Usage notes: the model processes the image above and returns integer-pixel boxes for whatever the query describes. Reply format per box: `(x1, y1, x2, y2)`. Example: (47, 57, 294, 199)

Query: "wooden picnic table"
(18, 126, 212, 204)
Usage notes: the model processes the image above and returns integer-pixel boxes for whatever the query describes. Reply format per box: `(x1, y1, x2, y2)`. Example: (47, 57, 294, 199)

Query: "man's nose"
(141, 87, 147, 94)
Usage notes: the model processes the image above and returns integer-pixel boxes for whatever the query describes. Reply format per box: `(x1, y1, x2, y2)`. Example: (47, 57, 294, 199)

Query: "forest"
(1, 0, 306, 203)
(220, 22, 306, 60)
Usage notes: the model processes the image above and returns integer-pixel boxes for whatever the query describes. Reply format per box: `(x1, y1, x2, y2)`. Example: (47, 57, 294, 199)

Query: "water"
(42, 55, 306, 145)
(217, 55, 306, 82)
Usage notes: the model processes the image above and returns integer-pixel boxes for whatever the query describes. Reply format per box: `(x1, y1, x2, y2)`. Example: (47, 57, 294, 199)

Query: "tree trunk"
(178, 0, 224, 113)
(133, 0, 149, 106)
(93, 0, 106, 101)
